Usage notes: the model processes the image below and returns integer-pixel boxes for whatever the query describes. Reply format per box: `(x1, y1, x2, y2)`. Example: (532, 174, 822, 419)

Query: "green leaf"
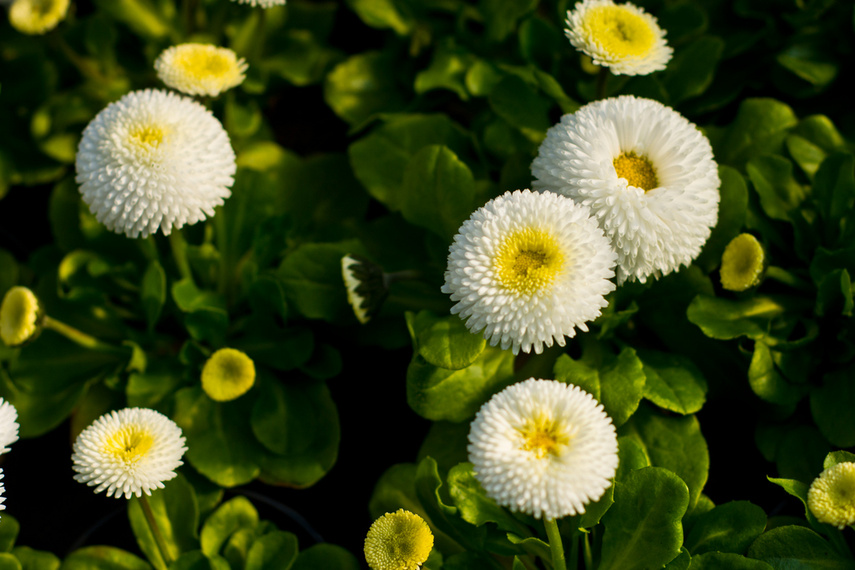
(261, 31, 341, 87)
(690, 553, 773, 570)
(59, 546, 152, 570)
(749, 341, 804, 406)
(685, 501, 766, 555)
(447, 463, 531, 536)
(400, 145, 477, 241)
(409, 311, 485, 370)
(323, 52, 405, 125)
(786, 135, 827, 179)
(621, 405, 709, 510)
(687, 295, 792, 340)
(479, 0, 537, 42)
(639, 349, 708, 415)
(414, 40, 476, 100)
(776, 44, 838, 88)
(172, 387, 263, 487)
(746, 154, 807, 222)
(368, 463, 423, 520)
(813, 153, 855, 246)
(141, 261, 166, 331)
(816, 269, 853, 317)
(0, 516, 18, 553)
(775, 426, 829, 484)
(12, 547, 60, 570)
(824, 450, 855, 470)
(488, 75, 551, 140)
(167, 551, 227, 570)
(244, 531, 298, 570)
(811, 364, 855, 447)
(277, 240, 363, 321)
(292, 544, 360, 570)
(200, 497, 259, 558)
(718, 99, 798, 169)
(599, 467, 690, 570)
(553, 355, 601, 400)
(747, 526, 854, 569)
(663, 36, 724, 104)
(598, 347, 646, 427)
(89, 0, 169, 39)
(417, 421, 470, 477)
(0, 250, 18, 298)
(665, 548, 691, 570)
(128, 474, 199, 570)
(346, 0, 414, 35)
(0, 554, 21, 570)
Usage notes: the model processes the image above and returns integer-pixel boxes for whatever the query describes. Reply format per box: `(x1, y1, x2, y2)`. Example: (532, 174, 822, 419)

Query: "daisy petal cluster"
(0, 286, 41, 347)
(442, 190, 616, 355)
(8, 0, 70, 35)
(75, 89, 236, 238)
(0, 399, 20, 455)
(72, 407, 187, 499)
(468, 378, 618, 520)
(808, 462, 855, 530)
(201, 348, 256, 402)
(0, 470, 5, 514)
(364, 509, 434, 570)
(155, 44, 248, 97)
(565, 0, 672, 75)
(230, 0, 286, 7)
(532, 95, 720, 284)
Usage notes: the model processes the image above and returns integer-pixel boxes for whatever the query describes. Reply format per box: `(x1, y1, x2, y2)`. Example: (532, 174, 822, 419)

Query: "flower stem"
(139, 493, 174, 566)
(765, 266, 813, 291)
(545, 518, 567, 570)
(41, 316, 126, 355)
(582, 531, 593, 569)
(168, 229, 194, 282)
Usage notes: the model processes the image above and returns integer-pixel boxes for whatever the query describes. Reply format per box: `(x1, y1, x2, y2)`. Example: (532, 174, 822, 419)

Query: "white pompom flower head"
(565, 0, 672, 76)
(71, 407, 187, 499)
(442, 189, 616, 355)
(75, 89, 236, 238)
(155, 43, 248, 97)
(468, 378, 619, 520)
(532, 95, 720, 285)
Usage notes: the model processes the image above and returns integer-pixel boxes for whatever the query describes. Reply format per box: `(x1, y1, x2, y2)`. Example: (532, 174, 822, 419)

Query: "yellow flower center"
(201, 348, 256, 402)
(720, 234, 765, 292)
(495, 229, 565, 294)
(364, 509, 434, 570)
(103, 425, 154, 464)
(519, 413, 573, 459)
(175, 48, 233, 81)
(583, 5, 656, 58)
(130, 125, 165, 148)
(613, 151, 659, 191)
(808, 462, 855, 529)
(9, 0, 69, 34)
(0, 286, 40, 347)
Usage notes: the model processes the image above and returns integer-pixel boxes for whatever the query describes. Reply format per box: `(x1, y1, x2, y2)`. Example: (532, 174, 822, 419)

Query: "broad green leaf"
(414, 40, 476, 100)
(167, 551, 227, 570)
(747, 526, 854, 569)
(346, 0, 414, 35)
(811, 364, 855, 447)
(488, 75, 551, 140)
(292, 544, 360, 570)
(417, 421, 470, 477)
(172, 387, 263, 487)
(324, 52, 405, 125)
(141, 260, 166, 331)
(200, 497, 259, 558)
(599, 467, 690, 570)
(553, 355, 601, 400)
(480, 0, 537, 42)
(824, 451, 855, 470)
(598, 347, 646, 427)
(441, 553, 496, 570)
(666, 548, 691, 570)
(447, 463, 531, 536)
(687, 295, 792, 340)
(12, 547, 60, 570)
(786, 134, 826, 179)
(658, 2, 707, 43)
(775, 426, 829, 484)
(813, 153, 855, 246)
(261, 31, 341, 87)
(718, 99, 798, 169)
(746, 154, 806, 221)
(0, 554, 20, 570)
(685, 501, 766, 555)
(639, 349, 708, 415)
(232, 326, 313, 373)
(128, 475, 199, 570)
(48, 177, 85, 252)
(400, 145, 477, 241)
(244, 531, 299, 570)
(0, 516, 17, 553)
(792, 116, 847, 154)
(59, 546, 152, 570)
(776, 45, 838, 87)
(409, 311, 485, 370)
(690, 553, 773, 570)
(621, 405, 709, 510)
(368, 463, 423, 520)
(815, 269, 853, 317)
(749, 341, 804, 406)
(663, 36, 724, 104)
(90, 0, 169, 39)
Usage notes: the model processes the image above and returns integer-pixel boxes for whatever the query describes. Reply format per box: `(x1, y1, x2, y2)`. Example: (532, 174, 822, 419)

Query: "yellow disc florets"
(720, 233, 765, 292)
(9, 0, 70, 35)
(0, 286, 41, 347)
(808, 462, 855, 530)
(364, 509, 434, 570)
(613, 151, 659, 192)
(201, 348, 256, 402)
(494, 228, 566, 295)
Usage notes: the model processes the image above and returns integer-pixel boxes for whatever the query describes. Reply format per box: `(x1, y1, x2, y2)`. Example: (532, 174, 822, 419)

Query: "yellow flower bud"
(201, 348, 256, 402)
(364, 509, 434, 570)
(0, 287, 41, 347)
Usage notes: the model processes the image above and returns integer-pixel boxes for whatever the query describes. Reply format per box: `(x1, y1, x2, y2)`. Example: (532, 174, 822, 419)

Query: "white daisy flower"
(469, 378, 618, 520)
(75, 89, 236, 238)
(565, 0, 672, 76)
(532, 95, 720, 284)
(0, 469, 6, 514)
(0, 399, 19, 454)
(72, 407, 187, 499)
(155, 44, 248, 97)
(9, 0, 70, 35)
(230, 0, 286, 7)
(442, 189, 616, 355)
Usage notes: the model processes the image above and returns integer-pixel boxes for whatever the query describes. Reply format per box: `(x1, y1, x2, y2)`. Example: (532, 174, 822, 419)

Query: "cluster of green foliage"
(1, 0, 855, 568)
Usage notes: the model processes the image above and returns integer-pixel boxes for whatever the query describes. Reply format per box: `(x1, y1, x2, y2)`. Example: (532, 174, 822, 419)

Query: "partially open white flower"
(72, 407, 187, 499)
(469, 378, 618, 520)
(230, 0, 286, 7)
(532, 95, 720, 284)
(155, 44, 248, 97)
(75, 89, 236, 238)
(443, 190, 616, 355)
(0, 399, 19, 455)
(9, 0, 70, 35)
(565, 0, 672, 75)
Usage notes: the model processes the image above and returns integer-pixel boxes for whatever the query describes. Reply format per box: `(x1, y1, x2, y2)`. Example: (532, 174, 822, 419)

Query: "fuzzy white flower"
(72, 407, 187, 499)
(230, 0, 286, 7)
(75, 89, 236, 238)
(9, 0, 70, 35)
(469, 378, 618, 520)
(442, 190, 616, 355)
(0, 399, 19, 455)
(532, 95, 720, 284)
(565, 0, 672, 75)
(155, 44, 248, 97)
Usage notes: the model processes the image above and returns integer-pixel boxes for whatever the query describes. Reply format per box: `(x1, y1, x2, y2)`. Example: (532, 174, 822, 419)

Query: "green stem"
(582, 531, 593, 569)
(139, 493, 175, 566)
(169, 229, 193, 282)
(595, 67, 609, 100)
(545, 518, 567, 570)
(765, 266, 813, 291)
(48, 31, 108, 83)
(41, 316, 127, 355)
